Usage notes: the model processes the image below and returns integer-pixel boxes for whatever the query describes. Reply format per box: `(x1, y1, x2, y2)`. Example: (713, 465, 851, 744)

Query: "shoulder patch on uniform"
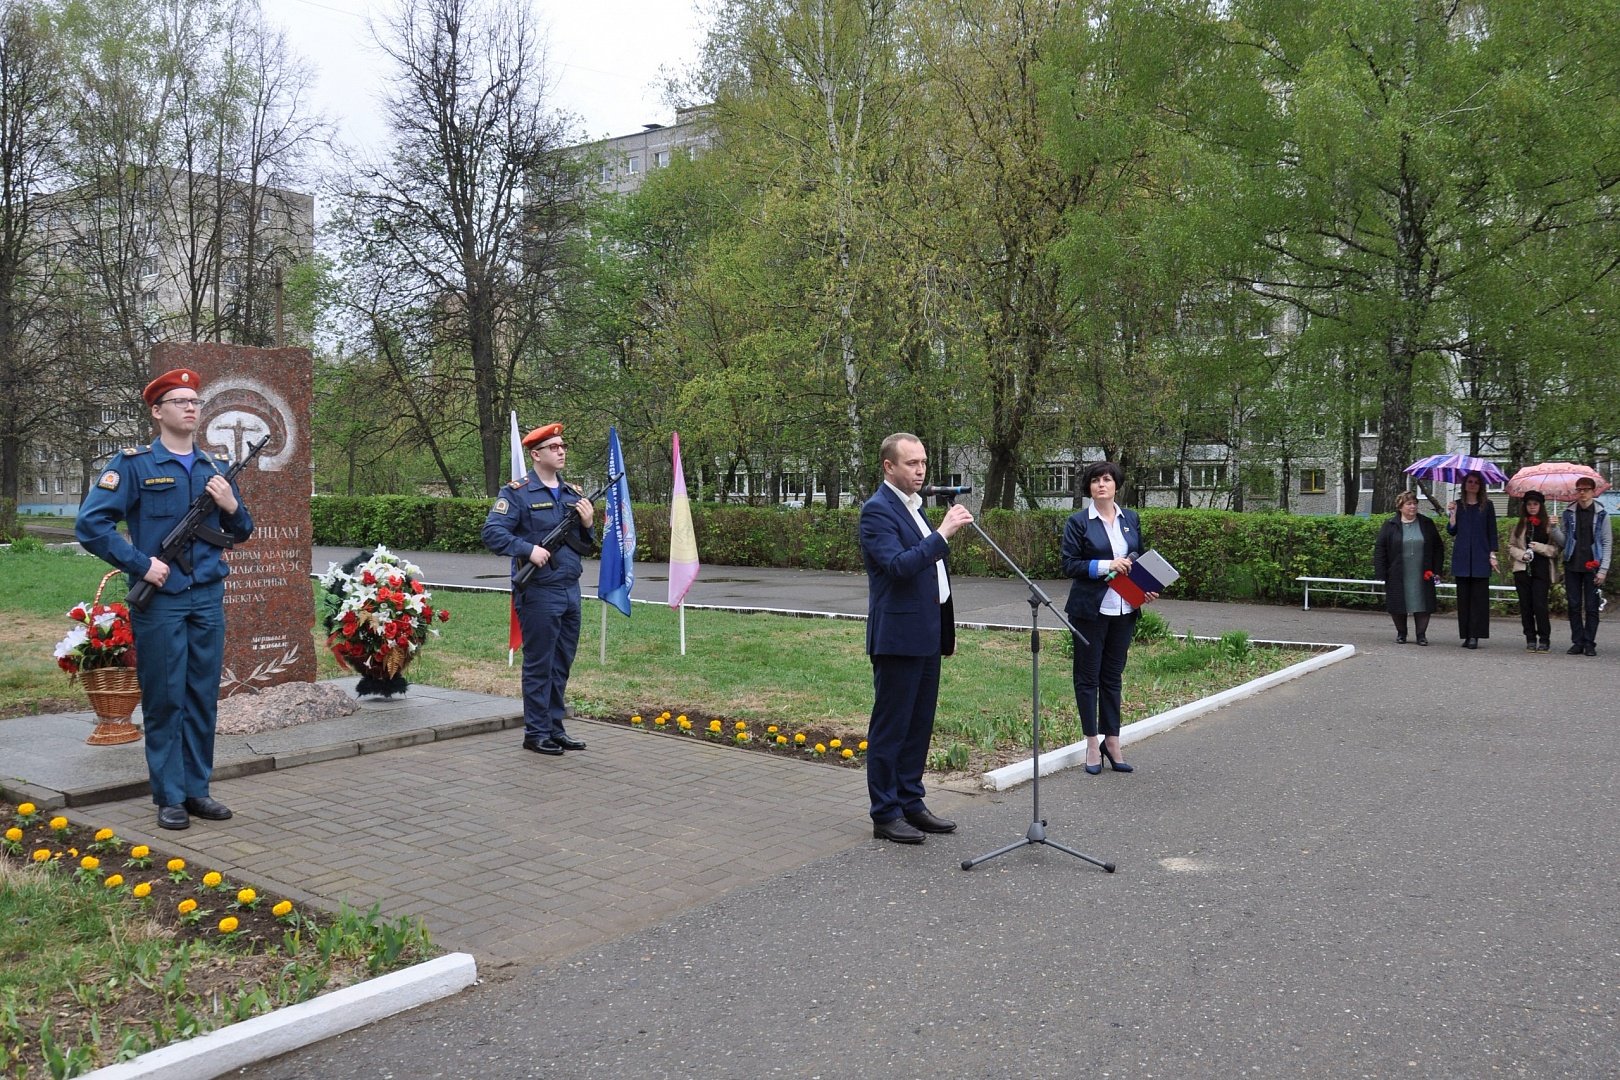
(98, 470, 121, 491)
(214, 451, 229, 460)
(122, 446, 150, 457)
(566, 482, 584, 495)
(493, 498, 510, 514)
(506, 479, 523, 489)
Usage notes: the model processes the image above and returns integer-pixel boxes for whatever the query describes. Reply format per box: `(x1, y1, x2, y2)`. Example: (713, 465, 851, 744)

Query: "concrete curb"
(82, 952, 478, 1080)
(981, 640, 1357, 791)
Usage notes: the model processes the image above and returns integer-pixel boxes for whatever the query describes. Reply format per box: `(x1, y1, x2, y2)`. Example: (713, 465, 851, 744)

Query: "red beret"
(522, 423, 564, 449)
(142, 368, 203, 407)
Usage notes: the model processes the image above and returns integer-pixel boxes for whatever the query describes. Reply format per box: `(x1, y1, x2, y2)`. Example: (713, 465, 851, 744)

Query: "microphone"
(920, 483, 973, 498)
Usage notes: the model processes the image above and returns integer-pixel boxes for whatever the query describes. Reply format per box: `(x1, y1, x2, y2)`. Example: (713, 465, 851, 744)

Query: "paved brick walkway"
(86, 718, 977, 966)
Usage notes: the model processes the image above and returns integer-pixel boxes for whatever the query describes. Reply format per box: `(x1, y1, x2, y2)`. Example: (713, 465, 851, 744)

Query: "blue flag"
(597, 426, 635, 616)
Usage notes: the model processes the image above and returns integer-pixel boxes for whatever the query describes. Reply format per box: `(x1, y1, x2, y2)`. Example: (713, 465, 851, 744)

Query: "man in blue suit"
(859, 433, 973, 844)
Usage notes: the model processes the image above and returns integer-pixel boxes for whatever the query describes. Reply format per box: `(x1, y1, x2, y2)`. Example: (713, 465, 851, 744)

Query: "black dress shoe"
(1567, 643, 1584, 655)
(904, 809, 957, 834)
(1463, 638, 1478, 649)
(1584, 643, 1596, 657)
(522, 738, 565, 756)
(157, 805, 190, 830)
(1416, 635, 1428, 646)
(872, 817, 925, 844)
(1396, 634, 1407, 644)
(183, 796, 233, 821)
(552, 733, 588, 751)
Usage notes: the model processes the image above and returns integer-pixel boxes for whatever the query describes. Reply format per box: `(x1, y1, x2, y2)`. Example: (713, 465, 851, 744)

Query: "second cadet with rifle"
(481, 423, 597, 757)
(76, 368, 256, 831)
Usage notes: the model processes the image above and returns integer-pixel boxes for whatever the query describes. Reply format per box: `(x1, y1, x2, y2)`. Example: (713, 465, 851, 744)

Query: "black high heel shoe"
(1084, 741, 1103, 775)
(1098, 740, 1134, 773)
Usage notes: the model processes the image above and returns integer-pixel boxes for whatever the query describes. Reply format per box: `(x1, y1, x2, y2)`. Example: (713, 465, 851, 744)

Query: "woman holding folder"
(1061, 462, 1158, 775)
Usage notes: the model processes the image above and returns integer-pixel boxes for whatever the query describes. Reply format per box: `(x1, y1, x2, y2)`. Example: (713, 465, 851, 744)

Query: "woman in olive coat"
(1372, 491, 1446, 644)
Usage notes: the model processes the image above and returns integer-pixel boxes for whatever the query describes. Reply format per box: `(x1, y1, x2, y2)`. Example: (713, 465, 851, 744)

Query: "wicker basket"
(80, 570, 143, 746)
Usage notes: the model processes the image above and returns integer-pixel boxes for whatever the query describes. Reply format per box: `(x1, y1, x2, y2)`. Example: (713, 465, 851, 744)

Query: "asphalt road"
(241, 565, 1618, 1079)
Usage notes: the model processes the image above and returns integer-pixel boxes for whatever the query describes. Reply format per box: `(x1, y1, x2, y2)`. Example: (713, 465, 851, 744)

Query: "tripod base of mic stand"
(960, 818, 1116, 873)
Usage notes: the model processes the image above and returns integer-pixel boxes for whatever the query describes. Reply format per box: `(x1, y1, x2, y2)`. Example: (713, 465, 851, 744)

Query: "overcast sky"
(261, 0, 709, 154)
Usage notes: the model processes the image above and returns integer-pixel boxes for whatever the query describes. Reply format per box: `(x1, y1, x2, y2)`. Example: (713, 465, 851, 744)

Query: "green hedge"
(309, 496, 1384, 602)
(311, 496, 1598, 607)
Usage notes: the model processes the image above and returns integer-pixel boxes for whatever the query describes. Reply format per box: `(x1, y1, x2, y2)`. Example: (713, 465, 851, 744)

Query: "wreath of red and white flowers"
(317, 546, 449, 680)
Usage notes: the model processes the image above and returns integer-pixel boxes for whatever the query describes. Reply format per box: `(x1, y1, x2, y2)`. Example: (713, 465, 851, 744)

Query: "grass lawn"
(5, 546, 1309, 773)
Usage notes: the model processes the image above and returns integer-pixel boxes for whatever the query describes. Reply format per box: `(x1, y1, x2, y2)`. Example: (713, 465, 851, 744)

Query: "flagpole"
(600, 600, 608, 664)
(679, 603, 686, 656)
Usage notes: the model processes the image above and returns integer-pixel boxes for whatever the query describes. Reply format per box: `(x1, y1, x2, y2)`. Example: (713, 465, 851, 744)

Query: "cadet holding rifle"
(482, 423, 596, 757)
(76, 369, 255, 831)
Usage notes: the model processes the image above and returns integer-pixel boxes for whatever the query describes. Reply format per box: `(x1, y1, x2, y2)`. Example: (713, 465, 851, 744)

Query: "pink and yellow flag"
(668, 432, 700, 607)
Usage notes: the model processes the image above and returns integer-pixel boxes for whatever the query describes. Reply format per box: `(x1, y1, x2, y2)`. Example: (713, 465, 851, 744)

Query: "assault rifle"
(511, 472, 622, 590)
(126, 435, 270, 613)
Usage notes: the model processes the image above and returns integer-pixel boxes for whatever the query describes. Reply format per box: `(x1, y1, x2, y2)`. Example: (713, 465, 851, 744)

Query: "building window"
(37, 477, 48, 493)
(1143, 466, 1177, 488)
(1359, 469, 1375, 491)
(1190, 463, 1227, 489)
(626, 155, 640, 174)
(140, 255, 158, 278)
(54, 477, 64, 494)
(654, 150, 670, 168)
(1028, 463, 1069, 497)
(224, 265, 241, 286)
(1300, 469, 1325, 494)
(1414, 411, 1435, 438)
(143, 290, 159, 308)
(1359, 416, 1379, 436)
(101, 406, 117, 423)
(258, 205, 271, 224)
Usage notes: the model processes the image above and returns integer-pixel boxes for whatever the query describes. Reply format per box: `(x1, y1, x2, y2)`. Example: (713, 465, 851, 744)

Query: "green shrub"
(308, 497, 1592, 609)
(1134, 609, 1172, 643)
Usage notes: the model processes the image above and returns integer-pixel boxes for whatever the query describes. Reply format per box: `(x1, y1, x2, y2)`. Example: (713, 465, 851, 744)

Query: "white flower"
(55, 627, 88, 659)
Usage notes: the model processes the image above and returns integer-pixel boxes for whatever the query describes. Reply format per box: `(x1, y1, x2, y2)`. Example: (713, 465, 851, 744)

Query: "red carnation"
(412, 580, 425, 594)
(1528, 516, 1541, 526)
(1423, 570, 1435, 581)
(438, 610, 450, 623)
(361, 571, 376, 586)
(1586, 560, 1600, 571)
(69, 605, 86, 622)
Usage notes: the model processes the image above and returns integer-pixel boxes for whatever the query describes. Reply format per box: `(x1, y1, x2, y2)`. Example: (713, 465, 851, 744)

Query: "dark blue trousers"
(516, 583, 581, 741)
(866, 653, 940, 823)
(1565, 569, 1601, 647)
(131, 581, 225, 807)
(1071, 611, 1137, 738)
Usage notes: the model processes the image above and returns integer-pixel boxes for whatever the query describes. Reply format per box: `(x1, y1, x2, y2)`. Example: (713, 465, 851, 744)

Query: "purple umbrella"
(1403, 453, 1508, 486)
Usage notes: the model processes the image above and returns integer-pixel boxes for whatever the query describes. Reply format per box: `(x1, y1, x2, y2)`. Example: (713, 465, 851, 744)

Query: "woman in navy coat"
(1446, 470, 1499, 649)
(1061, 461, 1157, 774)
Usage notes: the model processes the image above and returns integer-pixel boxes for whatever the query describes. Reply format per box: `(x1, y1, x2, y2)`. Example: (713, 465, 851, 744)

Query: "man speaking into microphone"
(859, 433, 973, 844)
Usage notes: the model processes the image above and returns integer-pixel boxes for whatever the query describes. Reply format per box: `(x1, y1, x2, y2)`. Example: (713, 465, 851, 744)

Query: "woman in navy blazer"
(1062, 461, 1155, 774)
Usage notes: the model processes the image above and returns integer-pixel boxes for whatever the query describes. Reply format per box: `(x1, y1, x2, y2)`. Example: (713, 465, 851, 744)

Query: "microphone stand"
(940, 493, 1114, 874)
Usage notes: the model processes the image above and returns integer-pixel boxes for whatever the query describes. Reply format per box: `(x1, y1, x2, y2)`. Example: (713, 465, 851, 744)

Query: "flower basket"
(81, 666, 143, 745)
(59, 570, 143, 746)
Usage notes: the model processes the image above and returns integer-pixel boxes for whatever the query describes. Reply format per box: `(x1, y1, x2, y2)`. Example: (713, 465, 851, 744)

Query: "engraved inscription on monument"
(153, 343, 317, 695)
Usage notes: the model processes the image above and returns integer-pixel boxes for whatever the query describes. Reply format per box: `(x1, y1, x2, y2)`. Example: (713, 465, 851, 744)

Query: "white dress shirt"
(885, 480, 950, 603)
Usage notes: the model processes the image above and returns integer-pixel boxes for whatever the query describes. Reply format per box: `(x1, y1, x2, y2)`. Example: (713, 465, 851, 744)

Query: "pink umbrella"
(1504, 462, 1611, 501)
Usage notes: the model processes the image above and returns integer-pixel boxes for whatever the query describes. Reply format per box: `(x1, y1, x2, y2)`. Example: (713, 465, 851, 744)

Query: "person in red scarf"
(1507, 491, 1564, 652)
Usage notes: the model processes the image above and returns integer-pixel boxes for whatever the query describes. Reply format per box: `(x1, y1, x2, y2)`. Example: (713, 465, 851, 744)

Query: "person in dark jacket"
(1446, 471, 1499, 648)
(1061, 461, 1157, 775)
(1372, 491, 1445, 645)
(482, 423, 596, 756)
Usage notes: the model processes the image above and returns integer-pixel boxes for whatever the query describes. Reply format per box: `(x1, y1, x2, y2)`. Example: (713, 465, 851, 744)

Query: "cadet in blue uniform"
(482, 423, 596, 756)
(76, 369, 254, 831)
